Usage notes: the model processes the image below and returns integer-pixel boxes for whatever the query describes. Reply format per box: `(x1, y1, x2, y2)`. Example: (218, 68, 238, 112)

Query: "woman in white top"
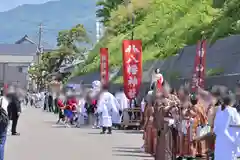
(1, 96, 8, 115)
(214, 93, 240, 160)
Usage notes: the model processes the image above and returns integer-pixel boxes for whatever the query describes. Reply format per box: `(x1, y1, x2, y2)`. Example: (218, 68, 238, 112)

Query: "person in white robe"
(214, 94, 240, 160)
(113, 89, 129, 124)
(112, 91, 126, 128)
(96, 86, 118, 134)
(76, 97, 87, 128)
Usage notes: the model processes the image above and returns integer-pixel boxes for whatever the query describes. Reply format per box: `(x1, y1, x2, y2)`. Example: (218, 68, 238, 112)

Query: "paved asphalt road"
(5, 107, 153, 160)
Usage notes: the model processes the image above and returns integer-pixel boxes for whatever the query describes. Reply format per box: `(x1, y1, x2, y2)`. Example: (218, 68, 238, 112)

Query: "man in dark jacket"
(7, 92, 21, 136)
(43, 92, 47, 111)
(48, 93, 53, 112)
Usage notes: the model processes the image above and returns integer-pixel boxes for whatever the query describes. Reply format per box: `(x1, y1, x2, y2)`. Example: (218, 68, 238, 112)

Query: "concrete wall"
(0, 55, 35, 88)
(171, 74, 240, 91)
(69, 35, 240, 94)
(0, 63, 30, 88)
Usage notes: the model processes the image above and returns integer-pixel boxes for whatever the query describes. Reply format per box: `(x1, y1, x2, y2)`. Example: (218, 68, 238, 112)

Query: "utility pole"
(37, 23, 43, 64)
(96, 0, 104, 42)
(124, 0, 134, 40)
(36, 23, 43, 92)
(2, 63, 6, 88)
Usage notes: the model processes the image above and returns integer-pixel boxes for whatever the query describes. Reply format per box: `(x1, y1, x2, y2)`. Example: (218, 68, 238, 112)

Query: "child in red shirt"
(56, 98, 65, 124)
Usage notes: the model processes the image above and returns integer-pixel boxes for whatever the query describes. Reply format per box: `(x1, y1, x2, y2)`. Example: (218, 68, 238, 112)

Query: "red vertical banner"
(191, 40, 206, 92)
(122, 40, 142, 99)
(100, 48, 109, 86)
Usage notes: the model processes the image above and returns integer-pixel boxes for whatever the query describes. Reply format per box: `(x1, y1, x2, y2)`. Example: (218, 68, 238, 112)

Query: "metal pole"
(37, 23, 43, 64)
(37, 23, 43, 92)
(3, 63, 6, 86)
(131, 10, 134, 40)
(124, 0, 134, 40)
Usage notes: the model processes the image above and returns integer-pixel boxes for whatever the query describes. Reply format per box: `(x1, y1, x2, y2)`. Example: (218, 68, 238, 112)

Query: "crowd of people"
(2, 76, 240, 160)
(0, 81, 143, 160)
(43, 78, 240, 160)
(41, 81, 135, 133)
(142, 80, 240, 160)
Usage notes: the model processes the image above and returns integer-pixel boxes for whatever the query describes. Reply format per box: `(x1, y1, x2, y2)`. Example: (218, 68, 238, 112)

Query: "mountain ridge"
(0, 0, 59, 13)
(0, 0, 97, 46)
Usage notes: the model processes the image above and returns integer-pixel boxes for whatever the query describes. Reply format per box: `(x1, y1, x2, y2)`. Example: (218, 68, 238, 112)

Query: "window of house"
(18, 66, 28, 73)
(18, 67, 23, 73)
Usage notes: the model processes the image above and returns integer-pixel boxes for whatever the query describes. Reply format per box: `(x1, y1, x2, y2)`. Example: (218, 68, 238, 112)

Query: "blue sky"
(0, 0, 55, 12)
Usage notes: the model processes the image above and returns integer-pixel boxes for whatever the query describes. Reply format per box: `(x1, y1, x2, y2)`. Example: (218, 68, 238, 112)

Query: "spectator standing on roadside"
(0, 89, 9, 160)
(6, 86, 21, 136)
(48, 93, 53, 112)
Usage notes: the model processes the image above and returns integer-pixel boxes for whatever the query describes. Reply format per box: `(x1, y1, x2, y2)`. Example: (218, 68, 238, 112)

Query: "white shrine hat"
(92, 80, 101, 89)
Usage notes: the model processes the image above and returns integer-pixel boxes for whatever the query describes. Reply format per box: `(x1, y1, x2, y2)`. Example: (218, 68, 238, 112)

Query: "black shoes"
(12, 132, 20, 136)
(100, 131, 112, 134)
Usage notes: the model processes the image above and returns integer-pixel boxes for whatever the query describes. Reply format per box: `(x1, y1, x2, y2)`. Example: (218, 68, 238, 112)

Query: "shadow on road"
(87, 132, 101, 135)
(113, 153, 152, 158)
(112, 146, 153, 159)
(51, 124, 68, 128)
(123, 130, 144, 134)
(113, 149, 142, 154)
(113, 146, 140, 150)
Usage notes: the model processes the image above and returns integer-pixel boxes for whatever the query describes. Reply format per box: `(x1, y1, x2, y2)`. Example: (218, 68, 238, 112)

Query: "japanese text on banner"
(122, 41, 142, 99)
(100, 48, 109, 85)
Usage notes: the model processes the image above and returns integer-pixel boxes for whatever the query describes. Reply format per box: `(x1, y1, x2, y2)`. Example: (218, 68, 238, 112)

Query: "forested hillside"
(73, 0, 240, 76)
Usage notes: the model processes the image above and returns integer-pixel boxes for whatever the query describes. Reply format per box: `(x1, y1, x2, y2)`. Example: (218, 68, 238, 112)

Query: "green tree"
(74, 0, 217, 75)
(209, 0, 240, 43)
(96, 0, 124, 25)
(29, 24, 90, 85)
(28, 63, 46, 90)
(53, 24, 89, 79)
(75, 0, 240, 78)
